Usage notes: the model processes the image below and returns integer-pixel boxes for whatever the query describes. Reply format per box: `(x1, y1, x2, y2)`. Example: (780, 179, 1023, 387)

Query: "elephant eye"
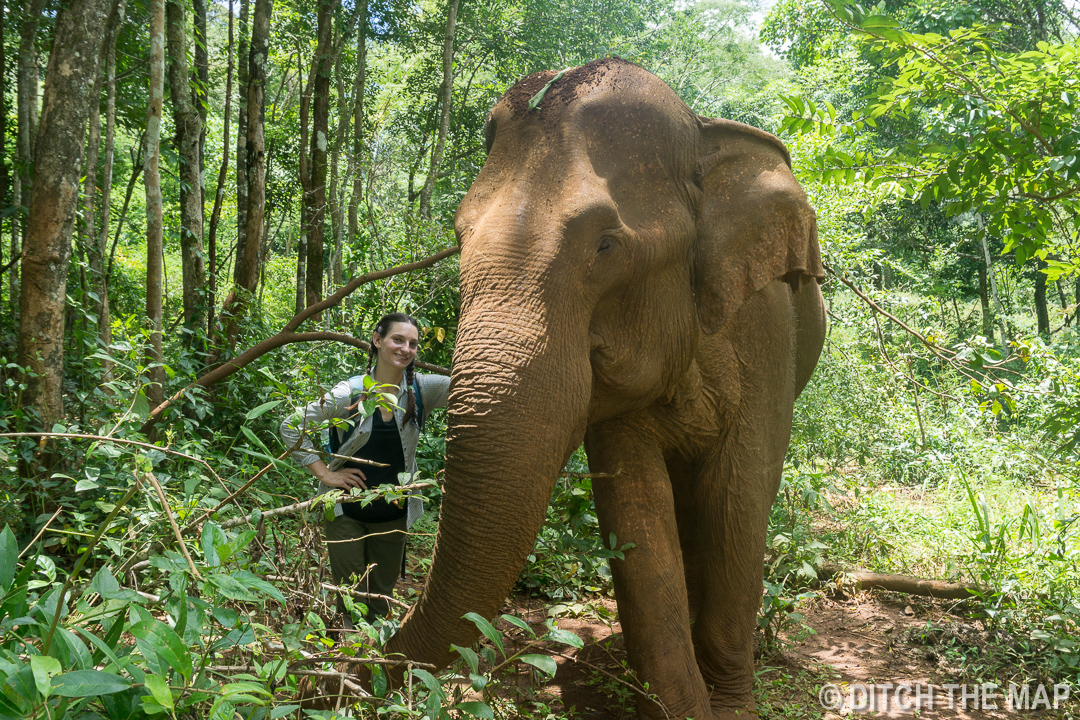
(597, 236, 614, 253)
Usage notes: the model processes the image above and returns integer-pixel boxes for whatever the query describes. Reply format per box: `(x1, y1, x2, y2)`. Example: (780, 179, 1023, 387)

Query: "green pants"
(324, 514, 408, 619)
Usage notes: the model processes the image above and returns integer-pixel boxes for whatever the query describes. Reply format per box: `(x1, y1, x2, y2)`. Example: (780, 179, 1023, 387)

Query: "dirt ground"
(471, 591, 1076, 720)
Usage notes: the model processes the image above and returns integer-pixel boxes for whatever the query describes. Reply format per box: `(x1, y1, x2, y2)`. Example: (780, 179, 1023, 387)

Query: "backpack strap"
(413, 378, 425, 431)
(325, 376, 368, 456)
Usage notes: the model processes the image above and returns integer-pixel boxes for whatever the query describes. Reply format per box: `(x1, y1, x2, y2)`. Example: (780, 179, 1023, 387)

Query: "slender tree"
(95, 0, 129, 383)
(0, 0, 7, 293)
(145, 0, 166, 407)
(167, 0, 207, 342)
(16, 0, 112, 428)
(329, 50, 347, 287)
(418, 0, 459, 221)
(221, 0, 272, 347)
(235, 0, 250, 275)
(347, 0, 368, 253)
(303, 0, 338, 310)
(13, 0, 46, 313)
(194, 0, 209, 186)
(206, 5, 234, 336)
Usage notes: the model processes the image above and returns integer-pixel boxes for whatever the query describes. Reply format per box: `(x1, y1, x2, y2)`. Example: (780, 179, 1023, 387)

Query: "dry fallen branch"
(818, 562, 980, 600)
(142, 246, 458, 432)
(265, 574, 412, 610)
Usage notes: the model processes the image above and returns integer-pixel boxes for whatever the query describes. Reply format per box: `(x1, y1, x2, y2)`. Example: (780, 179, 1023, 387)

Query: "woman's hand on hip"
(320, 468, 368, 490)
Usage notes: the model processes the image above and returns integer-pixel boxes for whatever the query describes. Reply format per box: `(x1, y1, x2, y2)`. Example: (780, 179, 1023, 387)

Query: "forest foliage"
(1, 0, 1079, 716)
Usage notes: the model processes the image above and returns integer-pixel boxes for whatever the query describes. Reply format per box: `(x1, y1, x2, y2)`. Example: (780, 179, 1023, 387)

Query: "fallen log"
(818, 562, 980, 600)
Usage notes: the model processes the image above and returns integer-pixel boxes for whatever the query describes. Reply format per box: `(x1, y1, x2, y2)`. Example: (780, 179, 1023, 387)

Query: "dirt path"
(488, 592, 1074, 720)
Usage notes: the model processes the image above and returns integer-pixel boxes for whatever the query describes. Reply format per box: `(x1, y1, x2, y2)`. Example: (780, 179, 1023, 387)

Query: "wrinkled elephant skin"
(390, 58, 827, 719)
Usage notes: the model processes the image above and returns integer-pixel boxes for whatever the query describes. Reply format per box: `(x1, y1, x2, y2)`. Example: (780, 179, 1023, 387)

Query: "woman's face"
(374, 321, 420, 373)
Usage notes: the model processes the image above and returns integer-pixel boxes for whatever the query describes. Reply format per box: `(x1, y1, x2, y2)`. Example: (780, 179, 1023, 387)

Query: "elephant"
(386, 57, 826, 719)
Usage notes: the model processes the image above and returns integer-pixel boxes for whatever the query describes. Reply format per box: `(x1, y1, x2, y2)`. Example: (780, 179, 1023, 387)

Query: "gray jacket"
(280, 371, 450, 526)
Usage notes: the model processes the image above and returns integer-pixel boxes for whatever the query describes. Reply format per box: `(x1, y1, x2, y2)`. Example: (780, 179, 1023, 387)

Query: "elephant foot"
(710, 701, 758, 720)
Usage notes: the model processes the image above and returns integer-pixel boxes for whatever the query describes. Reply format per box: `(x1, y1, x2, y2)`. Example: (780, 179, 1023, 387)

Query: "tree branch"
(142, 246, 458, 433)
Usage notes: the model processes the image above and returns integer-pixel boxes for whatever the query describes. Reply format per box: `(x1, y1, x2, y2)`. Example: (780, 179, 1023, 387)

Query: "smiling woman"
(279, 312, 450, 625)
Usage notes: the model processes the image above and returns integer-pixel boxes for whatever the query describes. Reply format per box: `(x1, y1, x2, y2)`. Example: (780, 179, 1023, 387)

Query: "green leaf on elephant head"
(519, 654, 558, 678)
(462, 612, 504, 658)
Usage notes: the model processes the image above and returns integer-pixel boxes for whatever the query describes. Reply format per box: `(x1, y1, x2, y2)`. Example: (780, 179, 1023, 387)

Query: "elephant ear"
(693, 118, 824, 334)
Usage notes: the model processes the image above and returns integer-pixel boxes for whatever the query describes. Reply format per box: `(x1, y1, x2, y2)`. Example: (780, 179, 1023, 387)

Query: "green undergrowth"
(765, 290, 1080, 689)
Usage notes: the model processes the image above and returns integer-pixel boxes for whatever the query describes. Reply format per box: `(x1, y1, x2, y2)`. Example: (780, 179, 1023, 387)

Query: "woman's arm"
(279, 379, 355, 467)
(419, 373, 451, 411)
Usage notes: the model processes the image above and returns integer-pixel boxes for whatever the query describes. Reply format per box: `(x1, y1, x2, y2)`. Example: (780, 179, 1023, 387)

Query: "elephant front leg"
(586, 421, 713, 720)
(680, 280, 801, 718)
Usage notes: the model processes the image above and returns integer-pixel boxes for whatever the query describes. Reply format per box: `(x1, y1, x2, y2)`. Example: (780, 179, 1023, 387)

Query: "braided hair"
(367, 312, 420, 426)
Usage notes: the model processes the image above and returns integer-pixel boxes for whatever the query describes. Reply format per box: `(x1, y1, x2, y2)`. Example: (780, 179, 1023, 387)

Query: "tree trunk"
(217, 0, 271, 349)
(82, 35, 106, 335)
(304, 0, 336, 310)
(13, 0, 46, 314)
(0, 0, 7, 300)
(296, 219, 307, 314)
(193, 0, 208, 190)
(16, 0, 111, 427)
(95, 0, 128, 385)
(167, 0, 206, 342)
(977, 215, 1009, 356)
(977, 260, 993, 342)
(206, 5, 234, 337)
(145, 0, 166, 407)
(235, 0, 249, 272)
(347, 0, 367, 257)
(1033, 259, 1050, 338)
(241, 0, 272, 297)
(329, 50, 347, 288)
(418, 0, 458, 221)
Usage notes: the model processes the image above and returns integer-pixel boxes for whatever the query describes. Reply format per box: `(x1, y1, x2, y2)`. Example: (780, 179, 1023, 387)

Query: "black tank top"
(341, 410, 408, 523)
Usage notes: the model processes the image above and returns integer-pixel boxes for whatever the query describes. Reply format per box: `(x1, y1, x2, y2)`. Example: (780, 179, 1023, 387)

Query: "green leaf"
(129, 619, 193, 682)
(207, 573, 257, 601)
(469, 672, 488, 692)
(133, 391, 150, 420)
(72, 625, 125, 671)
(219, 681, 272, 704)
(519, 654, 557, 677)
(245, 400, 283, 420)
(5, 666, 37, 701)
(544, 625, 584, 649)
(463, 612, 504, 657)
(500, 614, 535, 637)
(30, 655, 61, 698)
(220, 529, 257, 563)
(409, 668, 445, 701)
(202, 521, 225, 567)
(453, 701, 495, 719)
(51, 670, 132, 697)
(0, 525, 16, 591)
(144, 674, 173, 711)
(240, 425, 269, 452)
(231, 571, 285, 605)
(452, 644, 479, 674)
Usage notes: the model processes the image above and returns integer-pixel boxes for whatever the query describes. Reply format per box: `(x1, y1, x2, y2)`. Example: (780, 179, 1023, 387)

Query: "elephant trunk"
(386, 307, 591, 668)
